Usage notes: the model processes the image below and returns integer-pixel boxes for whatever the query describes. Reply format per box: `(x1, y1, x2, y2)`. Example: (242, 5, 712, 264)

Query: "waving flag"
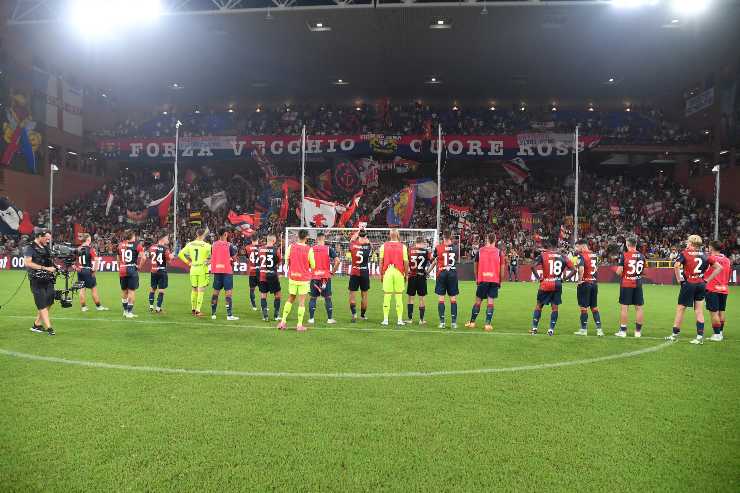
(280, 182, 290, 221)
(407, 178, 438, 205)
(203, 190, 228, 212)
(252, 149, 279, 178)
(302, 197, 337, 228)
(370, 196, 392, 221)
(228, 210, 261, 236)
(0, 198, 23, 236)
(338, 190, 363, 227)
(449, 204, 471, 217)
(105, 192, 114, 216)
(521, 207, 534, 232)
(386, 187, 416, 227)
(126, 188, 174, 226)
(502, 157, 530, 184)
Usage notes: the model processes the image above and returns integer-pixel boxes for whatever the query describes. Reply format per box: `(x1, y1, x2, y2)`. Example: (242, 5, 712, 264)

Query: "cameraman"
(24, 229, 56, 336)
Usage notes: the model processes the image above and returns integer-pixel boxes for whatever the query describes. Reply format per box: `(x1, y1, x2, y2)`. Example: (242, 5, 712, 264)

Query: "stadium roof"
(4, 1, 740, 108)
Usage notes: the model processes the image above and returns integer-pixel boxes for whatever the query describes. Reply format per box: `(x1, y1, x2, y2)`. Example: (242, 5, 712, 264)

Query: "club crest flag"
(386, 186, 416, 227)
(302, 197, 337, 228)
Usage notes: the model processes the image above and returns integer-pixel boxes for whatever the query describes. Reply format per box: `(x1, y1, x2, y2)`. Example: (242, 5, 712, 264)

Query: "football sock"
(127, 303, 133, 313)
(550, 311, 558, 330)
(485, 306, 494, 324)
(157, 292, 164, 309)
(438, 302, 446, 322)
(696, 321, 704, 336)
(672, 326, 680, 335)
(407, 303, 414, 320)
(196, 291, 204, 312)
(713, 323, 722, 335)
(361, 306, 367, 318)
(274, 298, 281, 318)
(190, 292, 197, 311)
(532, 309, 541, 329)
(419, 306, 425, 322)
(580, 312, 588, 330)
(281, 301, 293, 321)
(635, 323, 642, 333)
(249, 288, 256, 308)
(95, 302, 101, 307)
(592, 310, 602, 328)
(122, 298, 128, 312)
(470, 302, 481, 322)
(395, 294, 404, 322)
(383, 294, 391, 321)
(148, 292, 155, 306)
(350, 302, 357, 316)
(211, 295, 219, 316)
(226, 296, 232, 317)
(260, 298, 268, 318)
(720, 321, 725, 332)
(309, 298, 317, 319)
(450, 301, 457, 324)
(297, 305, 306, 326)
(325, 297, 333, 319)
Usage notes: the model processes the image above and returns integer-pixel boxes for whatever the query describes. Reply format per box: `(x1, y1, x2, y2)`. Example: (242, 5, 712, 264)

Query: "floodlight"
(671, 0, 710, 15)
(67, 0, 162, 38)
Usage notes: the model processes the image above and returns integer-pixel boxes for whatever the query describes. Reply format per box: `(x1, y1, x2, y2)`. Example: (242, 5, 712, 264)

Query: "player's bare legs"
(671, 305, 686, 338)
(35, 307, 52, 329)
(79, 288, 88, 308)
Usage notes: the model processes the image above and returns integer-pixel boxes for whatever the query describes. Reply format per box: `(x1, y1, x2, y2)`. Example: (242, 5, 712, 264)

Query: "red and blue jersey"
(534, 250, 573, 292)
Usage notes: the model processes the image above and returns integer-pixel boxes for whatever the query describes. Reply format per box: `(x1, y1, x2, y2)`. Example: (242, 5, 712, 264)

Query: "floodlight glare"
(612, 0, 659, 7)
(68, 0, 162, 38)
(671, 0, 710, 15)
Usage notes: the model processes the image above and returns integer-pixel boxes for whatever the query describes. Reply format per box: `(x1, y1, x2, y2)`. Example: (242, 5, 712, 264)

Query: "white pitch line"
(2, 315, 677, 340)
(0, 341, 674, 379)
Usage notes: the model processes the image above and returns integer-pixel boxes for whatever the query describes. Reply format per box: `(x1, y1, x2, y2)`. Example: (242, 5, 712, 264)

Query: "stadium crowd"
(3, 163, 737, 266)
(92, 103, 707, 146)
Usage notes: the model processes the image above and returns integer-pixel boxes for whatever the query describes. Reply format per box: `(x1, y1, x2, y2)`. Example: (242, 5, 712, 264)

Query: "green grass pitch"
(0, 270, 738, 492)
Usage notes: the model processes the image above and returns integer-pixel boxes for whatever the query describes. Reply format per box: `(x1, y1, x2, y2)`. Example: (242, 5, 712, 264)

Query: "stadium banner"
(97, 133, 601, 162)
(0, 255, 737, 285)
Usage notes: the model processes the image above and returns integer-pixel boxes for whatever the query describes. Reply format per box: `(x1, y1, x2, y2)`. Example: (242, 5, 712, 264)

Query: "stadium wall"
(1, 256, 737, 286)
(3, 168, 110, 214)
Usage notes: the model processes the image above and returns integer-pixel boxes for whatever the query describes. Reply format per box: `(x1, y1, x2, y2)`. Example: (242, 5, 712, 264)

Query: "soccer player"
(118, 230, 145, 319)
(379, 229, 409, 326)
(406, 236, 432, 324)
(210, 228, 239, 321)
(178, 228, 211, 317)
(530, 237, 575, 336)
(466, 233, 505, 332)
(666, 235, 723, 344)
(573, 238, 603, 336)
(258, 234, 282, 321)
(705, 240, 730, 341)
(509, 249, 519, 281)
(308, 232, 340, 325)
(148, 232, 174, 314)
(77, 234, 109, 312)
(431, 231, 459, 329)
(278, 229, 315, 331)
(245, 238, 260, 311)
(615, 237, 645, 337)
(348, 228, 371, 322)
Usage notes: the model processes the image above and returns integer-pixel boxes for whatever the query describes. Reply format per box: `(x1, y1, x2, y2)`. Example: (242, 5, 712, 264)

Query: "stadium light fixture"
(355, 106, 362, 111)
(308, 21, 331, 32)
(703, 129, 710, 135)
(333, 79, 349, 86)
(719, 150, 728, 155)
(256, 107, 262, 113)
(162, 111, 168, 115)
(426, 77, 441, 85)
(430, 18, 452, 29)
(227, 107, 235, 113)
(489, 105, 496, 111)
(693, 158, 701, 163)
(625, 107, 631, 112)
(551, 106, 558, 112)
(452, 104, 459, 111)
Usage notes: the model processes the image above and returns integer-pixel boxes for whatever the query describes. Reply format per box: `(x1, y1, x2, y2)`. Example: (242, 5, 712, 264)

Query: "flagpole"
(713, 164, 720, 241)
(573, 124, 580, 244)
(436, 124, 442, 235)
(48, 163, 55, 245)
(301, 124, 306, 227)
(174, 120, 181, 250)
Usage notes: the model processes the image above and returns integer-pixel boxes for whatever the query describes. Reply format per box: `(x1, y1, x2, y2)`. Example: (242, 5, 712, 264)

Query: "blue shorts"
(78, 269, 97, 289)
(150, 271, 169, 290)
(310, 279, 332, 297)
(435, 270, 459, 296)
(475, 282, 500, 300)
(619, 286, 644, 306)
(119, 273, 139, 291)
(577, 283, 598, 308)
(537, 287, 562, 306)
(678, 282, 706, 307)
(705, 292, 727, 312)
(213, 273, 234, 291)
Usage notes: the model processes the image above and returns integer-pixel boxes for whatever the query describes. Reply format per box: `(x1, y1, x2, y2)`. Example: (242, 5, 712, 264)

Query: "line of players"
(73, 228, 731, 343)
